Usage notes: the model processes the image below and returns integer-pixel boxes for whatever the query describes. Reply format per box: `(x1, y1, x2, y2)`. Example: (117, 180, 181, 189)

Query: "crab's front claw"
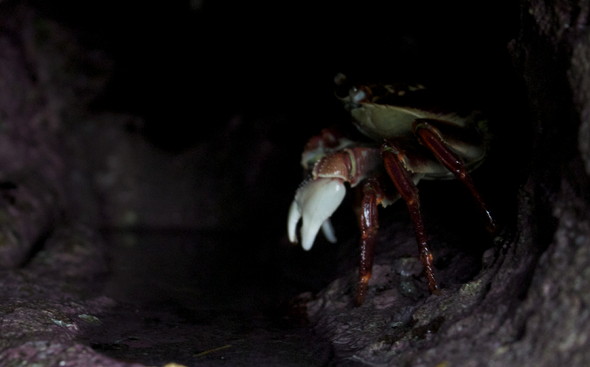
(287, 178, 346, 251)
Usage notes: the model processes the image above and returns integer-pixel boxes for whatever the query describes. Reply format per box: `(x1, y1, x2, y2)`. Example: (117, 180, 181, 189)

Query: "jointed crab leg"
(355, 177, 383, 306)
(413, 119, 496, 233)
(382, 141, 440, 293)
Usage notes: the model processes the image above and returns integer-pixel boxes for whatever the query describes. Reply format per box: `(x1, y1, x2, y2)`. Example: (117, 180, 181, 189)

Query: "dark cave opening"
(0, 1, 533, 366)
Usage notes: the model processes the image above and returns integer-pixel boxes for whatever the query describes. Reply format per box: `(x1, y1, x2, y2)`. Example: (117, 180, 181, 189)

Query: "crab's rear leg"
(382, 142, 440, 293)
(413, 119, 496, 233)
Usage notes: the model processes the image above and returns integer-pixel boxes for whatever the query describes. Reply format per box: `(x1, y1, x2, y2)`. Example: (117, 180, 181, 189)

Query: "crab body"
(288, 76, 495, 305)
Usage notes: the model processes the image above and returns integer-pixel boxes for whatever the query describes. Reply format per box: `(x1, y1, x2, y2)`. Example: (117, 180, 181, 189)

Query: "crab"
(287, 74, 496, 305)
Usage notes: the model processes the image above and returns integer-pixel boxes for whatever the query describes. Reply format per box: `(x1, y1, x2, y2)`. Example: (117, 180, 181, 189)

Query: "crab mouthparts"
(287, 178, 346, 250)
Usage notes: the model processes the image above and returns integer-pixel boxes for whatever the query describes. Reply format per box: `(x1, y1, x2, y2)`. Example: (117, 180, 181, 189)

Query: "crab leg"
(382, 141, 440, 293)
(354, 177, 382, 306)
(413, 119, 496, 233)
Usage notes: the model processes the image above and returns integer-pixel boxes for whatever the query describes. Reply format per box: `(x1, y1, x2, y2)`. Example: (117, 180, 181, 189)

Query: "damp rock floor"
(0, 228, 334, 367)
(96, 231, 331, 366)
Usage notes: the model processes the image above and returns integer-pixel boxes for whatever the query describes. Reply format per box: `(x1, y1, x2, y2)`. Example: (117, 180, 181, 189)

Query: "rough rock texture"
(0, 3, 328, 367)
(0, 225, 141, 367)
(306, 0, 590, 366)
(0, 0, 589, 366)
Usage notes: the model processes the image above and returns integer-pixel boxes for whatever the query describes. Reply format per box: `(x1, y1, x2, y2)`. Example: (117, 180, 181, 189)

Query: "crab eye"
(350, 87, 366, 104)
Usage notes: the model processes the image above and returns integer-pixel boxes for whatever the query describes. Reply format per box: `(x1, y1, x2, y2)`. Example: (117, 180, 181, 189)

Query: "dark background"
(32, 0, 520, 150)
(27, 0, 526, 296)
(0, 2, 542, 366)
(4, 0, 590, 366)
(0, 0, 518, 302)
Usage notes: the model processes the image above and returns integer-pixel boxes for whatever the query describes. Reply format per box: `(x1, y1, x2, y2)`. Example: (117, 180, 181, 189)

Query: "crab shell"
(288, 79, 489, 250)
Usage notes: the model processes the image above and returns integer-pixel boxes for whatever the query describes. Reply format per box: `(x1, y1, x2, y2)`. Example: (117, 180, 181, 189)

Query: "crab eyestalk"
(288, 178, 346, 250)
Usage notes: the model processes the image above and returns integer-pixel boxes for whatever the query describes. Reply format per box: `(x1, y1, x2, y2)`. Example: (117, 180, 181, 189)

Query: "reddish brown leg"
(413, 119, 496, 233)
(354, 177, 382, 306)
(381, 142, 440, 293)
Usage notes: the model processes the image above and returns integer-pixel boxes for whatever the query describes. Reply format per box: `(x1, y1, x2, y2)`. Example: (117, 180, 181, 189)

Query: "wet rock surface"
(0, 4, 331, 366)
(0, 226, 332, 367)
(1, 1, 589, 366)
(303, 0, 590, 365)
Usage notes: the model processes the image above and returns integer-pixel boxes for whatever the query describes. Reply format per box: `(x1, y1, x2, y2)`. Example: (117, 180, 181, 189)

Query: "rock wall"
(308, 0, 590, 365)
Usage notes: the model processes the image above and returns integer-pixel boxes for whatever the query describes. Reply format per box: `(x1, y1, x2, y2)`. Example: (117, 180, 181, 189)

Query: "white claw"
(321, 219, 337, 243)
(287, 200, 301, 244)
(287, 178, 346, 251)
